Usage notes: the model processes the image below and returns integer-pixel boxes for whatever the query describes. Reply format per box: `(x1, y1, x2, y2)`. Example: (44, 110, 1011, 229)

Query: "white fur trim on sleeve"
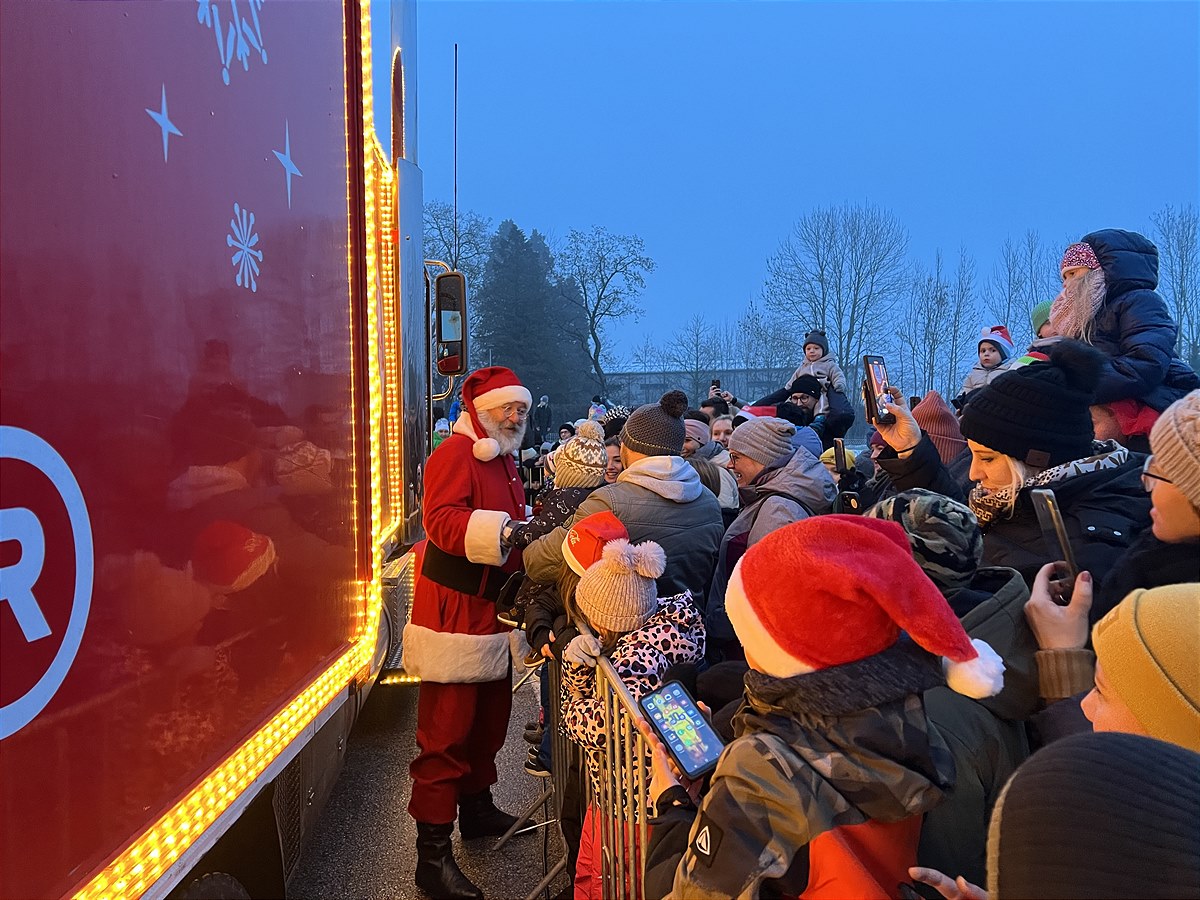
(944, 638, 1005, 699)
(465, 508, 511, 565)
(401, 624, 511, 683)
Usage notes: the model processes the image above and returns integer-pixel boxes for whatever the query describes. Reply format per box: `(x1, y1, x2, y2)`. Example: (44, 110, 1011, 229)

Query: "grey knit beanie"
(622, 391, 688, 456)
(553, 420, 607, 489)
(576, 539, 666, 633)
(728, 416, 796, 467)
(864, 489, 983, 598)
(1149, 389, 1200, 510)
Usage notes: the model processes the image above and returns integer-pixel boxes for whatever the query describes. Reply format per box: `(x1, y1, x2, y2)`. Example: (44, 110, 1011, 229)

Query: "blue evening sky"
(412, 1, 1200, 363)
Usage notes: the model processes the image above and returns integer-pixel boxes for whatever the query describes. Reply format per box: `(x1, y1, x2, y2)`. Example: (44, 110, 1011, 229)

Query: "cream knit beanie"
(728, 416, 796, 467)
(1149, 389, 1200, 510)
(575, 539, 666, 633)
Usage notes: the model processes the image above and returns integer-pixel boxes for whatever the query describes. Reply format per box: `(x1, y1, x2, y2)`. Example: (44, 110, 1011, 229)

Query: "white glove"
(563, 634, 602, 668)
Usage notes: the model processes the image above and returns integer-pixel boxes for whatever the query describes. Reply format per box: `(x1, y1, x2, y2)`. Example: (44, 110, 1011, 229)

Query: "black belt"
(421, 539, 506, 603)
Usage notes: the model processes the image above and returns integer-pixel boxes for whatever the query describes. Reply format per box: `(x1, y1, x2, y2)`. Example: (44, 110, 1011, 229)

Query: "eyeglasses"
(1141, 455, 1173, 492)
(499, 404, 529, 421)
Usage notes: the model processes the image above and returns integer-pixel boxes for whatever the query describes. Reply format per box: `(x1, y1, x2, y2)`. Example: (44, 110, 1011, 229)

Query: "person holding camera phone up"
(871, 340, 1150, 612)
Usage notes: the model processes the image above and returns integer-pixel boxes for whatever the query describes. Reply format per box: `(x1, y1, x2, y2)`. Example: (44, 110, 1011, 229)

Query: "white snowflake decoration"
(227, 202, 262, 292)
(196, 0, 267, 86)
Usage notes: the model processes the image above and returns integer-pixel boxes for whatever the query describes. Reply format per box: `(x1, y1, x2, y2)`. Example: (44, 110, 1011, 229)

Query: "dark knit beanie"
(788, 374, 822, 400)
(959, 340, 1102, 467)
(988, 731, 1200, 899)
(803, 330, 829, 356)
(621, 391, 687, 456)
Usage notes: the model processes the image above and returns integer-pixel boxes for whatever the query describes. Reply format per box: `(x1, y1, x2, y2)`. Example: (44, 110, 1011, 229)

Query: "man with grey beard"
(403, 366, 531, 900)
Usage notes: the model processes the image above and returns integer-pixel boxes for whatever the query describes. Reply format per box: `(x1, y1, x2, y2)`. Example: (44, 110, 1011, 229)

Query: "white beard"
(478, 409, 526, 456)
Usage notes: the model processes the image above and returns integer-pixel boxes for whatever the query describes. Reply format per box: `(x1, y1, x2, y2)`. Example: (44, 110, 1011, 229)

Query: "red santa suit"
(405, 367, 530, 825)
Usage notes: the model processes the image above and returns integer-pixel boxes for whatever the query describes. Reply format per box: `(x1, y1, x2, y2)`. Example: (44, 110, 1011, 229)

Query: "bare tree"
(628, 333, 664, 373)
(666, 314, 716, 404)
(1151, 204, 1200, 371)
(944, 248, 980, 396)
(555, 226, 656, 394)
(735, 300, 801, 398)
(898, 254, 948, 397)
(984, 230, 1058, 349)
(762, 203, 909, 372)
(423, 200, 493, 295)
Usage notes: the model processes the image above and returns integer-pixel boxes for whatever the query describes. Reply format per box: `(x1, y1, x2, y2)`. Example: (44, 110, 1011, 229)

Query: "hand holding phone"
(1030, 489, 1079, 605)
(638, 681, 725, 780)
(863, 355, 896, 426)
(1025, 563, 1093, 650)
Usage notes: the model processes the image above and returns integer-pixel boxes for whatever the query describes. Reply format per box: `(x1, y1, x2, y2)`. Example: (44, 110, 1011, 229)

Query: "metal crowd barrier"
(497, 622, 653, 900)
(577, 621, 653, 900)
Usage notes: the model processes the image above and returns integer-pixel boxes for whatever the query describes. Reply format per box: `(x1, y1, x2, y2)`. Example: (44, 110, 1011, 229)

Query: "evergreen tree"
(472, 220, 595, 421)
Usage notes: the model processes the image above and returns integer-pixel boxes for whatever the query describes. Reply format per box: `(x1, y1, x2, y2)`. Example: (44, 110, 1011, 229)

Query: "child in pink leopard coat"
(558, 539, 705, 900)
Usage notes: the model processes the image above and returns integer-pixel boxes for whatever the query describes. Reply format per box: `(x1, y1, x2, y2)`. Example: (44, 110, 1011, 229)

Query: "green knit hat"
(1031, 300, 1053, 336)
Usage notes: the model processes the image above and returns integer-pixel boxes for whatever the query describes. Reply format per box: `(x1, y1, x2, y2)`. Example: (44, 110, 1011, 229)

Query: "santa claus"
(403, 366, 530, 900)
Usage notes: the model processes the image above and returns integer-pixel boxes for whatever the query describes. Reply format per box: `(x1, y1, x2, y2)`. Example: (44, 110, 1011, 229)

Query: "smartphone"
(638, 680, 725, 780)
(1030, 488, 1078, 605)
(711, 378, 721, 389)
(833, 438, 849, 473)
(862, 355, 895, 425)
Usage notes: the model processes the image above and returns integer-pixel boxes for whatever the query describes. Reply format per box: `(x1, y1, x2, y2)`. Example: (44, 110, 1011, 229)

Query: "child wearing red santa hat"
(642, 515, 1004, 900)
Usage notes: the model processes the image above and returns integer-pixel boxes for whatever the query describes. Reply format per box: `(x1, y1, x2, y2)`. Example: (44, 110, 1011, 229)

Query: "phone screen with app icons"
(639, 681, 725, 779)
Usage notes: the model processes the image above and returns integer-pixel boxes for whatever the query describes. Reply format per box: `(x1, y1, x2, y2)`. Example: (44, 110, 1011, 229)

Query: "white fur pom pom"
(472, 437, 501, 461)
(632, 541, 666, 580)
(944, 638, 1005, 699)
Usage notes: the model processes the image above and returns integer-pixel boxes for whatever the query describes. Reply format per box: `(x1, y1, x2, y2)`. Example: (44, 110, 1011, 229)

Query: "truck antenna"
(453, 42, 459, 265)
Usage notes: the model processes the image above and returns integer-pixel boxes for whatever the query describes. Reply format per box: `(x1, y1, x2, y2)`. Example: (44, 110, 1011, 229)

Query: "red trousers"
(575, 805, 644, 900)
(408, 677, 512, 824)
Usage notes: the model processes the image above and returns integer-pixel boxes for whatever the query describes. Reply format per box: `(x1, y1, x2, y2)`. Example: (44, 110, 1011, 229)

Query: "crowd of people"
(405, 228, 1200, 900)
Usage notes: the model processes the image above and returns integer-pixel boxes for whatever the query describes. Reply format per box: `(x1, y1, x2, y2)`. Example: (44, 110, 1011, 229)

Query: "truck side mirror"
(434, 271, 468, 377)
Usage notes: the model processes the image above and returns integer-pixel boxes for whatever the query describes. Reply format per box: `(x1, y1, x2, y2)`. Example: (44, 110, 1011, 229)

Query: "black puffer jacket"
(1081, 229, 1199, 411)
(879, 436, 1151, 608)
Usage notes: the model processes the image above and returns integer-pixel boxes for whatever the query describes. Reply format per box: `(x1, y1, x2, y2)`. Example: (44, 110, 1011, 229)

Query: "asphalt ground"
(290, 668, 567, 900)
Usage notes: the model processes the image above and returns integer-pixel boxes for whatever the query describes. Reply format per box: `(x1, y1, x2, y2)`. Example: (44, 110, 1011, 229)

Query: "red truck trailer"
(0, 2, 462, 896)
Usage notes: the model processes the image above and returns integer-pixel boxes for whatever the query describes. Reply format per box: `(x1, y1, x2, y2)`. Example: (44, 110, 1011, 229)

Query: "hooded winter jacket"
(705, 448, 837, 650)
(522, 456, 723, 602)
(878, 436, 1150, 603)
(917, 567, 1038, 888)
(1080, 229, 1199, 411)
(690, 439, 740, 510)
(643, 639, 955, 900)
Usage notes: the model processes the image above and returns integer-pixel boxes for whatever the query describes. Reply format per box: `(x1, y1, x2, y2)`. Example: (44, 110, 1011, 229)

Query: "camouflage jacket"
(643, 639, 955, 899)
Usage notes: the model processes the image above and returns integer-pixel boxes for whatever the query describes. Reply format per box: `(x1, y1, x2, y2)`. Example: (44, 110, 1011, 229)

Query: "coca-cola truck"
(0, 1, 464, 895)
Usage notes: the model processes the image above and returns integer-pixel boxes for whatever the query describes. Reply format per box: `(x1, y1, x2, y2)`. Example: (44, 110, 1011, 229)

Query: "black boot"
(457, 788, 519, 839)
(415, 822, 483, 900)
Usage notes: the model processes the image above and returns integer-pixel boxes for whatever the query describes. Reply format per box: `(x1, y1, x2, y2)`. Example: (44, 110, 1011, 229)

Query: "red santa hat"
(451, 366, 533, 461)
(562, 510, 630, 576)
(724, 515, 1004, 698)
(191, 520, 276, 593)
